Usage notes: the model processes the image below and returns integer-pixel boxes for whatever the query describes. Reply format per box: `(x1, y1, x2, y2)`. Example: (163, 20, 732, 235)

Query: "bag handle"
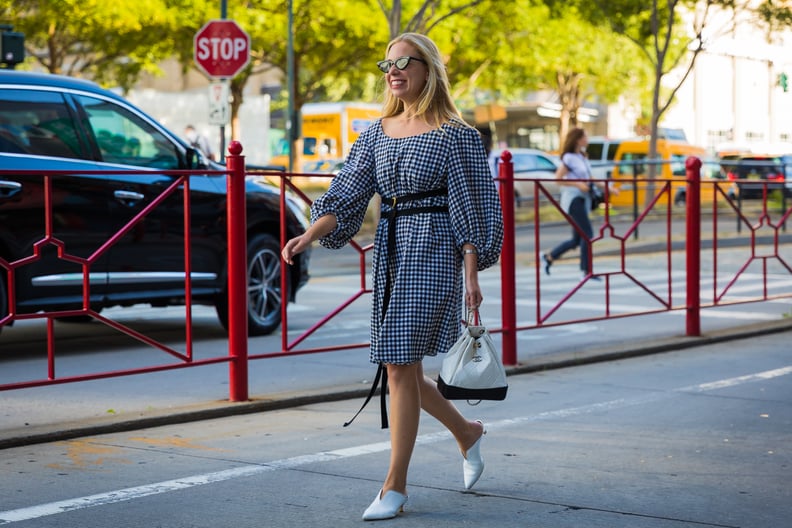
(467, 308, 481, 326)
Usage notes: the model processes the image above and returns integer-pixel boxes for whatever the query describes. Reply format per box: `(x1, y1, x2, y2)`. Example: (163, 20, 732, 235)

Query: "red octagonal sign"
(194, 19, 250, 78)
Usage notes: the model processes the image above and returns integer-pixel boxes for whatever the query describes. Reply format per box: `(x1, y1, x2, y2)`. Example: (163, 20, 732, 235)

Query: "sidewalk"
(1, 316, 789, 450)
(1, 215, 791, 449)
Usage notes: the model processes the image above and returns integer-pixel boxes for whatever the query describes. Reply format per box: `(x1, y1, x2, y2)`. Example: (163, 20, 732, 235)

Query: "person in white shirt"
(541, 127, 615, 279)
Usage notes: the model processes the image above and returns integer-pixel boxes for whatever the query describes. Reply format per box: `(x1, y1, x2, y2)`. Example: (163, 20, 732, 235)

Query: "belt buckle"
(391, 197, 397, 208)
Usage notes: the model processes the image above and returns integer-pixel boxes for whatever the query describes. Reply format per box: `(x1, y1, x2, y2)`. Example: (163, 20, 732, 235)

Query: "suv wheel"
(216, 233, 288, 336)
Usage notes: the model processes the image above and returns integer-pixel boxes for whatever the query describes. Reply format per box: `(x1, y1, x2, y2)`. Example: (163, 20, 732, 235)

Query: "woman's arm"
(281, 214, 338, 265)
(462, 243, 481, 309)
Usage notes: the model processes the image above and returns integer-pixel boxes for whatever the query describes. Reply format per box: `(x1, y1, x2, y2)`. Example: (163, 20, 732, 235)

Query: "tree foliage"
(9, 0, 788, 157)
(1, 0, 178, 91)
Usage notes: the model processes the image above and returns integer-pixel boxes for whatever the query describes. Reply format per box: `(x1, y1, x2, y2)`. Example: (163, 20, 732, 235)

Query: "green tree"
(372, 1, 651, 146)
(584, 0, 715, 184)
(524, 4, 651, 143)
(1, 0, 178, 91)
(552, 0, 792, 199)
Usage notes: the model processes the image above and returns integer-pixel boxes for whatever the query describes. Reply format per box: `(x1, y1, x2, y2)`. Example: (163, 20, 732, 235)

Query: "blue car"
(0, 70, 310, 336)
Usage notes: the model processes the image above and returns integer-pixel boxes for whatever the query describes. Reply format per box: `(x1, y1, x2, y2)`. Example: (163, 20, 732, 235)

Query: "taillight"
(768, 172, 784, 182)
(726, 171, 737, 181)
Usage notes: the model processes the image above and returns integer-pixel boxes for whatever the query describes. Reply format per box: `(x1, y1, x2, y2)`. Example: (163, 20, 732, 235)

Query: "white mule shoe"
(463, 421, 486, 489)
(362, 489, 408, 521)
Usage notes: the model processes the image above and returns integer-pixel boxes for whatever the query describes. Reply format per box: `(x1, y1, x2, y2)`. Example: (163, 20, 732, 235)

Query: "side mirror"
(185, 147, 209, 169)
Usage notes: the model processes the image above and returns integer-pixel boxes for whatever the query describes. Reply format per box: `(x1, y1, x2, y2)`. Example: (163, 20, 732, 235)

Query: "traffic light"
(779, 72, 789, 93)
(1, 25, 25, 68)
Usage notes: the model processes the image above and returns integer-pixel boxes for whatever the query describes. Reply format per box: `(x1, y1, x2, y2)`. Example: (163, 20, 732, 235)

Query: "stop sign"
(194, 19, 250, 78)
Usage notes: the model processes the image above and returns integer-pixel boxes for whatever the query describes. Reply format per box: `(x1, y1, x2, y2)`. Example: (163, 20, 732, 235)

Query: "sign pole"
(193, 17, 249, 161)
(220, 0, 227, 161)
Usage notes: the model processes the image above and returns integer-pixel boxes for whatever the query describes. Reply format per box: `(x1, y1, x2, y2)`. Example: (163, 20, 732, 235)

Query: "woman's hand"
(465, 276, 483, 310)
(281, 214, 338, 265)
(281, 234, 312, 265)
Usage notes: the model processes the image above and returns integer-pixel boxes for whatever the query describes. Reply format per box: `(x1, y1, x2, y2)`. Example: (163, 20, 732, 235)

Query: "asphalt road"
(1, 332, 790, 527)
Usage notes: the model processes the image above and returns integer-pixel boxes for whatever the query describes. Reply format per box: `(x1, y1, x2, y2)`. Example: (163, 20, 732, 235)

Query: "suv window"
(535, 155, 557, 171)
(670, 154, 688, 176)
(587, 140, 620, 163)
(586, 142, 604, 161)
(76, 94, 180, 169)
(619, 152, 646, 175)
(0, 89, 83, 159)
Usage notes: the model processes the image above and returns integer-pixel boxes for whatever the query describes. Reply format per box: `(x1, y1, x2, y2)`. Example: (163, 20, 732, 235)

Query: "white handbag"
(437, 310, 508, 402)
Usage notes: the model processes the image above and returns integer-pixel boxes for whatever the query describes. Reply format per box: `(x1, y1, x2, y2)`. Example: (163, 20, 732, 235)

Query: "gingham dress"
(311, 118, 503, 365)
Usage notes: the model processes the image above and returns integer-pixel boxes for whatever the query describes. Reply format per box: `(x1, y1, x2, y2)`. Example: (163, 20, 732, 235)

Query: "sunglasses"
(376, 56, 428, 73)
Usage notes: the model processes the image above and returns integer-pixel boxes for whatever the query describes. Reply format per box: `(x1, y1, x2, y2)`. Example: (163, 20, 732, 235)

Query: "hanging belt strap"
(343, 187, 448, 429)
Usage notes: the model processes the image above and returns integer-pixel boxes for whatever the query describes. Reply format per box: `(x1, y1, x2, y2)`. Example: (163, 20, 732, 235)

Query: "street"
(1, 333, 790, 527)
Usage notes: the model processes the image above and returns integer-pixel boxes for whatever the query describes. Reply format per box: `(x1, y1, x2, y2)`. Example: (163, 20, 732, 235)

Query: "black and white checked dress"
(311, 118, 503, 365)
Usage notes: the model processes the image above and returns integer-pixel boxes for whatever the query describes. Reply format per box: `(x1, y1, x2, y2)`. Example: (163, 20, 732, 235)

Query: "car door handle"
(0, 180, 22, 199)
(114, 189, 145, 206)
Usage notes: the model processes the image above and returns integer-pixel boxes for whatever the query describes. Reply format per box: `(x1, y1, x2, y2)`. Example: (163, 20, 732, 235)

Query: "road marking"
(1, 365, 790, 525)
(516, 298, 783, 321)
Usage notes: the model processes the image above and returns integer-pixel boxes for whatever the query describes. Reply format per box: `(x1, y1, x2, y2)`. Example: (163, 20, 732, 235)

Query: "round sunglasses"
(377, 56, 428, 73)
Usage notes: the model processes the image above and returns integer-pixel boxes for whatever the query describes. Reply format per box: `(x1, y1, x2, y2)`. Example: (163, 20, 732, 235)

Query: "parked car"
(0, 70, 310, 336)
(783, 155, 792, 197)
(493, 148, 560, 205)
(718, 153, 790, 199)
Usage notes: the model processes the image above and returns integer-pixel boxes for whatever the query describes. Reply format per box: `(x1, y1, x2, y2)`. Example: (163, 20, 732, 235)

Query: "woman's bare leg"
(381, 362, 421, 495)
(415, 363, 484, 456)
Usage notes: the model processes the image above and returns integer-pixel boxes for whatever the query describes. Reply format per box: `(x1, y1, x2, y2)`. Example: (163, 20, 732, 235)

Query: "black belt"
(381, 188, 449, 317)
(343, 187, 448, 429)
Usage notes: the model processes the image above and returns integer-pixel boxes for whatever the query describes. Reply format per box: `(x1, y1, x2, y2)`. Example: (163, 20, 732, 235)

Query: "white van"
(586, 136, 624, 180)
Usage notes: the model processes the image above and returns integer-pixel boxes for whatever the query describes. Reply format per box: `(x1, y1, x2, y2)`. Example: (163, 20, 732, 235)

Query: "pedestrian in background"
(184, 124, 215, 161)
(281, 32, 503, 521)
(542, 127, 615, 279)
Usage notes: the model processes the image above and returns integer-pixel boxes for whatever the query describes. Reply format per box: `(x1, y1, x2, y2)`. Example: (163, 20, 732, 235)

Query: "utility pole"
(287, 0, 297, 173)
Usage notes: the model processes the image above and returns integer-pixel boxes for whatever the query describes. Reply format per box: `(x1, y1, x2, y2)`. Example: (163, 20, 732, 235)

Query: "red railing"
(0, 158, 245, 391)
(2, 145, 791, 401)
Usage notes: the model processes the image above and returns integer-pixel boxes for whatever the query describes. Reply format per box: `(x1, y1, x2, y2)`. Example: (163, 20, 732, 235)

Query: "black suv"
(719, 153, 789, 199)
(0, 71, 310, 336)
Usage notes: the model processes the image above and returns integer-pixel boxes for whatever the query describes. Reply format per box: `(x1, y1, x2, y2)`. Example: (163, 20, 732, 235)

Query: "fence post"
(226, 141, 249, 401)
(685, 156, 702, 337)
(498, 150, 518, 366)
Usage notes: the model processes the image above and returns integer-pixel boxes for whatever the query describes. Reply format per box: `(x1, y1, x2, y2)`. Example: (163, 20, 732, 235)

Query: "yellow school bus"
(270, 102, 381, 174)
(609, 139, 727, 207)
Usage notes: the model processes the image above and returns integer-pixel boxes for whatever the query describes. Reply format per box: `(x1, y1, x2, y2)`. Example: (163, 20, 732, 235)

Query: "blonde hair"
(380, 33, 466, 128)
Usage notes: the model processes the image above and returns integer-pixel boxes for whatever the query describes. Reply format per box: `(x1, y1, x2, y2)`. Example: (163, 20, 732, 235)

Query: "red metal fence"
(2, 145, 791, 400)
